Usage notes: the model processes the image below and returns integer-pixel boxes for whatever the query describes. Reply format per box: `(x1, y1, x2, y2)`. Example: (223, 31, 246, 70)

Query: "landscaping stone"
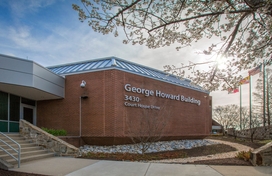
(80, 139, 218, 155)
(250, 141, 272, 166)
(19, 120, 79, 157)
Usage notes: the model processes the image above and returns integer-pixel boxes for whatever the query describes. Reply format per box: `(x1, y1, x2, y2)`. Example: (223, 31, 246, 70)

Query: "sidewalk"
(10, 157, 272, 176)
(151, 139, 254, 164)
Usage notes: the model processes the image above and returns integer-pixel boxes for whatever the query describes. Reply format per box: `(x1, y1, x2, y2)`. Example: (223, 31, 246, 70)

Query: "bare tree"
(237, 106, 263, 142)
(213, 104, 240, 134)
(126, 107, 169, 154)
(253, 68, 272, 126)
(73, 0, 272, 91)
(238, 106, 250, 130)
(213, 104, 263, 141)
(249, 110, 263, 142)
(237, 106, 262, 130)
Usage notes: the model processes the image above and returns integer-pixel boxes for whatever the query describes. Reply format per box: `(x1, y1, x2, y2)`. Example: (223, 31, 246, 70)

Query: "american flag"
(248, 64, 262, 76)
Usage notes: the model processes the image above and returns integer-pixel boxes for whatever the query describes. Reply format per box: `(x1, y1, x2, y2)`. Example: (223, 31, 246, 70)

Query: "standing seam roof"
(47, 56, 209, 93)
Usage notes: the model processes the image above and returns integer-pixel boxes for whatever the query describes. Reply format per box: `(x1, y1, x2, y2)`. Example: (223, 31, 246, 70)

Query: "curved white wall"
(0, 54, 65, 100)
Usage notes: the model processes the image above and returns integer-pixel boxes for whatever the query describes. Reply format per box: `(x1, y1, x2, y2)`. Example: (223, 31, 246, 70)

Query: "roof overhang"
(0, 54, 65, 101)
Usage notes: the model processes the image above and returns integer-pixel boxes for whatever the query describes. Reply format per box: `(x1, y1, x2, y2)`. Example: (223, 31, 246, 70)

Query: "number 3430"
(124, 95, 140, 102)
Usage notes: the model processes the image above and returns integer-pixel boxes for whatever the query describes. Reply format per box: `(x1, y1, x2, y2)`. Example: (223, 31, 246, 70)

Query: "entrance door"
(21, 105, 35, 124)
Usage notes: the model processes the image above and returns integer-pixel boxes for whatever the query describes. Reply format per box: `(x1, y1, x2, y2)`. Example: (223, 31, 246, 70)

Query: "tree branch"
(173, 0, 187, 19)
(209, 12, 251, 82)
(106, 0, 142, 27)
(223, 12, 251, 55)
(148, 9, 253, 33)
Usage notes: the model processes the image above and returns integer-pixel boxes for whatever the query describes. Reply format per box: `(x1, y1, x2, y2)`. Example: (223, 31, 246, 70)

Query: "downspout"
(79, 97, 82, 137)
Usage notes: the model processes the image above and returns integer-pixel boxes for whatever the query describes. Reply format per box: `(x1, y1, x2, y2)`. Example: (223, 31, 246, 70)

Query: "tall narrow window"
(0, 91, 8, 120)
(0, 91, 8, 132)
(10, 94, 20, 121)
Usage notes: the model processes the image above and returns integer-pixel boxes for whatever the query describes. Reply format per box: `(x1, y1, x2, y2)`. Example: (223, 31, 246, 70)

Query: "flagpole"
(267, 71, 270, 125)
(240, 85, 242, 130)
(247, 64, 262, 129)
(249, 75, 252, 129)
(263, 60, 266, 127)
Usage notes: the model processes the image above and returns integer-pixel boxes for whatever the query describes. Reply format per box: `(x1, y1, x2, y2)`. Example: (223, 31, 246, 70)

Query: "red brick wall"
(37, 69, 212, 145)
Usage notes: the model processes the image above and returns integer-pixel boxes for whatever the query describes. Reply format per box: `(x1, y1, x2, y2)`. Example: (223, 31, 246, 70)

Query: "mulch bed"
(80, 144, 236, 161)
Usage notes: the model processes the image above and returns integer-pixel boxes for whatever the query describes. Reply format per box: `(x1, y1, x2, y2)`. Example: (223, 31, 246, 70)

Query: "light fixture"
(80, 80, 86, 88)
(81, 95, 88, 99)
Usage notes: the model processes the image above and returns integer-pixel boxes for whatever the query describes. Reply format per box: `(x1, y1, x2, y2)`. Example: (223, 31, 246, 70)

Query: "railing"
(0, 132, 21, 168)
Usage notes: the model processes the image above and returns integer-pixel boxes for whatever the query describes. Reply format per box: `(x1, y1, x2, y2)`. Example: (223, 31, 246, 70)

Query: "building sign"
(123, 83, 201, 110)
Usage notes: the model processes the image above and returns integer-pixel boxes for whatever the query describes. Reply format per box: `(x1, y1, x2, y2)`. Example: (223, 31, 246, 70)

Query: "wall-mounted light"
(81, 95, 88, 99)
(80, 80, 86, 88)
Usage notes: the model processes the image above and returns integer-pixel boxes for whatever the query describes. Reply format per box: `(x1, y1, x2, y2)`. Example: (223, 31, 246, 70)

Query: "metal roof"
(47, 56, 208, 93)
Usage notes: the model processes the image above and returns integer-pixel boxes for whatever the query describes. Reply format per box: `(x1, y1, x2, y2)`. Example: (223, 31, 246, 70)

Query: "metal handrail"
(0, 132, 21, 168)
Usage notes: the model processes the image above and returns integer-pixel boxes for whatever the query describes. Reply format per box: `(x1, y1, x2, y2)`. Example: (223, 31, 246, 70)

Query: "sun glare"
(216, 57, 227, 70)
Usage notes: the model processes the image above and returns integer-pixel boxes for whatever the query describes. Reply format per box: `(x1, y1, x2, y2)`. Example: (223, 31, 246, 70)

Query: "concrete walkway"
(151, 139, 254, 163)
(10, 157, 272, 176)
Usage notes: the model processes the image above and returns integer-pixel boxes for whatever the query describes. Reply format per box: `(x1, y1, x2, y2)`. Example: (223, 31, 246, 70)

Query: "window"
(0, 91, 8, 120)
(10, 94, 20, 121)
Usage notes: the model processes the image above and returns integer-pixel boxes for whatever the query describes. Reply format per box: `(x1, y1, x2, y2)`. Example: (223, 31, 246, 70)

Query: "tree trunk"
(250, 129, 255, 143)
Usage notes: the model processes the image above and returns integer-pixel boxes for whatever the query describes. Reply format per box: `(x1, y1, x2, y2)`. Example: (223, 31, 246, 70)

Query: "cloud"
(1, 0, 219, 70)
(8, 0, 56, 18)
(8, 26, 32, 47)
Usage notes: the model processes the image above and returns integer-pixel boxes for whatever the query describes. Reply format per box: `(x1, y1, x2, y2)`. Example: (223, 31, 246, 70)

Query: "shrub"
(42, 127, 67, 136)
(236, 150, 252, 161)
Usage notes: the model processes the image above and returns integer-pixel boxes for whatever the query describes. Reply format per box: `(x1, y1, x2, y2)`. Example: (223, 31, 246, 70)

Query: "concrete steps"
(0, 133, 55, 168)
(0, 146, 41, 155)
(7, 152, 55, 165)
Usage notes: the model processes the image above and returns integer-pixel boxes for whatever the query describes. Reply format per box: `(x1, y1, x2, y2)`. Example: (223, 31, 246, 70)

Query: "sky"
(0, 0, 264, 107)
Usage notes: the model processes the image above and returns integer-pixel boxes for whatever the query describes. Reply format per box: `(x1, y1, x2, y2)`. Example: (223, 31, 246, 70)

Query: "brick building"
(0, 54, 212, 146)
